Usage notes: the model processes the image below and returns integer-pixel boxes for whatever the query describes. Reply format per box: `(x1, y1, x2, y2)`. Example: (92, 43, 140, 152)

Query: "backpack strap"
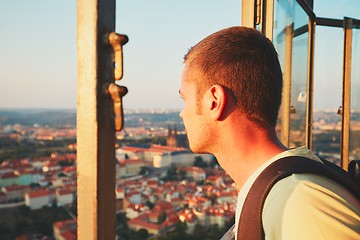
(237, 156, 360, 240)
(348, 160, 360, 185)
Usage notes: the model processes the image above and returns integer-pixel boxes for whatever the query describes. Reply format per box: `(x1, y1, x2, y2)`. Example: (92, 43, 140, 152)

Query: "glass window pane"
(290, 31, 308, 147)
(312, 27, 343, 164)
(350, 27, 360, 161)
(273, 0, 309, 147)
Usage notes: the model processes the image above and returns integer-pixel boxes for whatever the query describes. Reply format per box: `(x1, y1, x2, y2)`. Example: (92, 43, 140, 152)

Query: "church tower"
(166, 125, 177, 147)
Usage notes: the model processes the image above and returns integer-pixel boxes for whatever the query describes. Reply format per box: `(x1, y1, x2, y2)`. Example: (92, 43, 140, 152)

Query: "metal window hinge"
(255, 0, 262, 25)
(106, 32, 129, 131)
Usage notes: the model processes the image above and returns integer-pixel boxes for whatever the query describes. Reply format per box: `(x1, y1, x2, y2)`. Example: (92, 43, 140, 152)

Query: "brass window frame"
(242, 0, 360, 169)
(242, 0, 316, 150)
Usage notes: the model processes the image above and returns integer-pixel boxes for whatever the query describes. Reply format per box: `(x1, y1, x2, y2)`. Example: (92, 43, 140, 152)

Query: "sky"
(0, 1, 359, 110)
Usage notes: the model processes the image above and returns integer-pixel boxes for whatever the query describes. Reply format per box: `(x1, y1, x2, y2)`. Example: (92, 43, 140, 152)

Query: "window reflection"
(350, 28, 360, 161)
(273, 0, 309, 147)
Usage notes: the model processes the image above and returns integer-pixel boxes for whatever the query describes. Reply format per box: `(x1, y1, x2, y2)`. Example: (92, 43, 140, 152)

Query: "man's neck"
(214, 121, 288, 189)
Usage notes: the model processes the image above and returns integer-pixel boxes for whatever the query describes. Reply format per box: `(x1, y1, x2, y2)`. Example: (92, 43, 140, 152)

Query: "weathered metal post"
(341, 17, 353, 170)
(77, 0, 116, 239)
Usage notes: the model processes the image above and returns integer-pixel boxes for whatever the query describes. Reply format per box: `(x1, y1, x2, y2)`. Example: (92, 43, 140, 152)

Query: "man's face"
(179, 69, 209, 153)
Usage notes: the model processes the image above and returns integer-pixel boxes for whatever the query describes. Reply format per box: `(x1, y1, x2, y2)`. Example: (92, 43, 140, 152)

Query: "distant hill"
(124, 111, 183, 129)
(0, 108, 185, 129)
(0, 109, 76, 127)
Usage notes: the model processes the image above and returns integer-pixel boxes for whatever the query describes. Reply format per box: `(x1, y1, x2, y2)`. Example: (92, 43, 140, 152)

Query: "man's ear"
(205, 84, 227, 120)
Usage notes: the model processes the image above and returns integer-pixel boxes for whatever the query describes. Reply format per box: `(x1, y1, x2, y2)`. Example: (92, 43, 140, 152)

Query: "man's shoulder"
(236, 151, 360, 240)
(265, 172, 356, 206)
(262, 173, 360, 240)
(265, 165, 360, 210)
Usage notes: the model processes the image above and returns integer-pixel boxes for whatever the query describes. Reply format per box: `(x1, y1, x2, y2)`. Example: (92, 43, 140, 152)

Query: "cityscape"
(0, 109, 359, 239)
(0, 0, 358, 239)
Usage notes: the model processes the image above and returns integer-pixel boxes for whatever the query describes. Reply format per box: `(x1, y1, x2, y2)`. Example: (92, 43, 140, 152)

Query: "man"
(179, 26, 360, 239)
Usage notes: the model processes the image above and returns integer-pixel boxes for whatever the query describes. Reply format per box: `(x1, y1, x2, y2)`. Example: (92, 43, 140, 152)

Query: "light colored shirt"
(233, 146, 360, 240)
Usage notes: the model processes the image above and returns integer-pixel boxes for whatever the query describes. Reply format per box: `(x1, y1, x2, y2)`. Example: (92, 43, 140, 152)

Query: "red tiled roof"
(148, 211, 161, 219)
(1, 158, 29, 167)
(206, 175, 219, 181)
(121, 146, 145, 153)
(126, 190, 141, 197)
(146, 180, 159, 186)
(60, 230, 77, 240)
(0, 172, 17, 179)
(27, 189, 53, 198)
(171, 197, 182, 202)
(128, 216, 162, 231)
(153, 201, 173, 211)
(127, 203, 145, 212)
(149, 144, 187, 152)
(53, 218, 77, 229)
(178, 209, 198, 223)
(128, 210, 180, 231)
(14, 169, 34, 175)
(183, 166, 205, 173)
(63, 166, 76, 172)
(124, 159, 145, 165)
(44, 161, 59, 167)
(32, 156, 52, 163)
(217, 190, 237, 198)
(122, 144, 187, 154)
(57, 188, 73, 195)
(3, 185, 31, 192)
(0, 166, 14, 172)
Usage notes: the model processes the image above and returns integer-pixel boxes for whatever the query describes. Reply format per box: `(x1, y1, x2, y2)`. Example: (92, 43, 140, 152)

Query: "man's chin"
(189, 144, 210, 155)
